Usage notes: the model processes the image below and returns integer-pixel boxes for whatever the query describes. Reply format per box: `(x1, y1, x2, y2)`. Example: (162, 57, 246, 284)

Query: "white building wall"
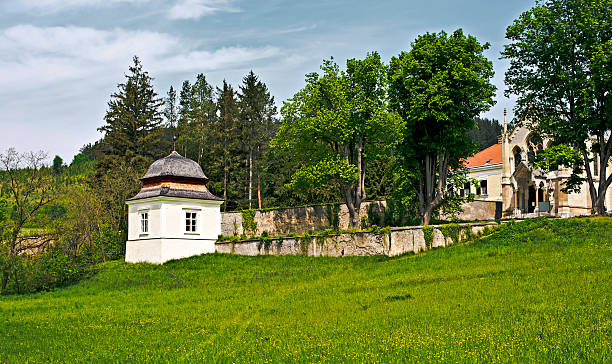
(126, 196, 223, 264)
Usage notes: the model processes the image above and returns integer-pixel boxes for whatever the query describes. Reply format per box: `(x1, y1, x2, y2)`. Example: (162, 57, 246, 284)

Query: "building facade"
(464, 122, 611, 218)
(125, 151, 223, 264)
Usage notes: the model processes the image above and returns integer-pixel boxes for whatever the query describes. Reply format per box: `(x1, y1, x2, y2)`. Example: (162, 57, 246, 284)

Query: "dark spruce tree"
(213, 80, 243, 211)
(97, 56, 166, 174)
(164, 86, 178, 130)
(467, 117, 502, 151)
(238, 71, 277, 209)
(189, 74, 217, 165)
(177, 80, 192, 156)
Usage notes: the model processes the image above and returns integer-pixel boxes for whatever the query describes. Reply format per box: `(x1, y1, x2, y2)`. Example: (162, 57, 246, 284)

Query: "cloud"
(0, 25, 282, 92)
(168, 0, 238, 20)
(16, 0, 149, 12)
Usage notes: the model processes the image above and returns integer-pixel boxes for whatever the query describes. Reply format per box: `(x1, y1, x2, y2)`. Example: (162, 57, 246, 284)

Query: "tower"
(125, 151, 223, 264)
(501, 108, 514, 214)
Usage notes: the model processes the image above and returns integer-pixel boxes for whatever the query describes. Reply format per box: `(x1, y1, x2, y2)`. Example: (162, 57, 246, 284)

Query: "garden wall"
(220, 200, 386, 237)
(445, 200, 502, 221)
(215, 222, 498, 257)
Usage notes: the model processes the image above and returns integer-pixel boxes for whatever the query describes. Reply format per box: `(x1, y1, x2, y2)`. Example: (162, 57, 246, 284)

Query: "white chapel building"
(125, 151, 223, 264)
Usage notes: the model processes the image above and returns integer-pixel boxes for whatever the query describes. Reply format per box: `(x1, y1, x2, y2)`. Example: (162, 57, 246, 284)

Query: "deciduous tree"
(0, 149, 55, 292)
(502, 0, 612, 214)
(273, 54, 404, 227)
(388, 30, 496, 225)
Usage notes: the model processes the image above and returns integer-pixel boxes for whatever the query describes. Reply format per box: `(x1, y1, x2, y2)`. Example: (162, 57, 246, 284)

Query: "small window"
(480, 180, 488, 195)
(185, 211, 197, 233)
(460, 182, 470, 197)
(140, 212, 149, 234)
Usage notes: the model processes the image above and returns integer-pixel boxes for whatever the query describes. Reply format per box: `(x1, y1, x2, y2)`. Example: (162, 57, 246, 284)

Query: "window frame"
(139, 210, 149, 235)
(184, 209, 200, 234)
(480, 180, 488, 196)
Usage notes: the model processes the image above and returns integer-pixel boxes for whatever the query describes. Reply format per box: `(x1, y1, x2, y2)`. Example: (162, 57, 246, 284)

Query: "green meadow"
(1, 218, 610, 363)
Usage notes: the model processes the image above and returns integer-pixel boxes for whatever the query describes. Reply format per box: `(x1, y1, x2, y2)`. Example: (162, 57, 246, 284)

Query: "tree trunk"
(248, 149, 253, 209)
(257, 145, 262, 209)
(421, 206, 433, 226)
(1, 273, 8, 291)
(223, 164, 227, 212)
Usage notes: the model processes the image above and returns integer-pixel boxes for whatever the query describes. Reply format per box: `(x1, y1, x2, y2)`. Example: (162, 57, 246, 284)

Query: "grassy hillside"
(1, 218, 610, 362)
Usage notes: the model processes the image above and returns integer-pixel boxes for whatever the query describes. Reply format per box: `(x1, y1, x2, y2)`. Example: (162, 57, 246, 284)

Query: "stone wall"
(221, 200, 387, 237)
(449, 199, 502, 221)
(215, 222, 498, 257)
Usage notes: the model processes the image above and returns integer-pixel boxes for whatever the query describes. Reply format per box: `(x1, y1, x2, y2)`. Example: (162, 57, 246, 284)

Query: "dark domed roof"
(141, 151, 208, 182)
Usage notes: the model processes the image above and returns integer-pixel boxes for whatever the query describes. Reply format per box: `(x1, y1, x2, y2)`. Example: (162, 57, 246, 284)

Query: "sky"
(0, 0, 536, 163)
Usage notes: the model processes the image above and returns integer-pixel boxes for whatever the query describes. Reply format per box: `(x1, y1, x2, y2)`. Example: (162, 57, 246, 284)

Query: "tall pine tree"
(177, 80, 192, 157)
(238, 71, 277, 209)
(213, 80, 242, 211)
(190, 74, 216, 165)
(97, 56, 166, 174)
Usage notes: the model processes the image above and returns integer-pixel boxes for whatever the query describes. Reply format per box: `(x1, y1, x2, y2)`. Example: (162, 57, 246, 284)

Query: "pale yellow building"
(464, 119, 612, 218)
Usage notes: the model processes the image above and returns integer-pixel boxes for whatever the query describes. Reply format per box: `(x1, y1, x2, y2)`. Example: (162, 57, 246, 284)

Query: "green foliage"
(298, 234, 312, 255)
(467, 117, 503, 151)
(389, 29, 496, 225)
(3, 218, 609, 361)
(273, 53, 404, 227)
(241, 209, 257, 236)
(96, 56, 167, 175)
(52, 156, 63, 175)
(367, 203, 381, 227)
(422, 225, 434, 249)
(502, 0, 612, 213)
(438, 223, 466, 245)
(325, 203, 340, 231)
(533, 144, 585, 193)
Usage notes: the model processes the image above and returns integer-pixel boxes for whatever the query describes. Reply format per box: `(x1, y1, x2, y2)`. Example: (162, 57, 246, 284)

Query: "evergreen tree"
(52, 155, 63, 175)
(467, 117, 502, 151)
(190, 74, 216, 165)
(238, 71, 277, 209)
(177, 80, 192, 156)
(213, 81, 242, 211)
(97, 56, 166, 174)
(164, 86, 178, 130)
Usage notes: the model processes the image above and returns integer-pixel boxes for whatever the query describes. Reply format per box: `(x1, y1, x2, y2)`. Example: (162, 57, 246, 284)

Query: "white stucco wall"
(126, 196, 223, 263)
(465, 163, 503, 201)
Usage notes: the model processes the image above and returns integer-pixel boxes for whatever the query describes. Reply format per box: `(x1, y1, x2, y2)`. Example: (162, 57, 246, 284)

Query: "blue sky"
(0, 0, 535, 162)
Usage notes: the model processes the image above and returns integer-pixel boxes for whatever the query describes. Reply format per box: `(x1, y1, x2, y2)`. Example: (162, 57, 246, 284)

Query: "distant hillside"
(1, 217, 610, 362)
(468, 117, 503, 151)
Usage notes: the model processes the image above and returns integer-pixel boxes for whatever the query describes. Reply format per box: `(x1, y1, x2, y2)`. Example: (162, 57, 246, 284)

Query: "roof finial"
(503, 108, 507, 134)
(172, 135, 177, 152)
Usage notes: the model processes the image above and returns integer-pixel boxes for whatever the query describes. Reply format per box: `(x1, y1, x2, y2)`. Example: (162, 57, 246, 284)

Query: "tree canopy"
(273, 53, 404, 227)
(389, 29, 496, 225)
(502, 0, 612, 214)
(96, 56, 167, 174)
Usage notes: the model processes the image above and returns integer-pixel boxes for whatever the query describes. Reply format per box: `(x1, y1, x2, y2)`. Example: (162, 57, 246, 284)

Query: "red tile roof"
(463, 143, 502, 168)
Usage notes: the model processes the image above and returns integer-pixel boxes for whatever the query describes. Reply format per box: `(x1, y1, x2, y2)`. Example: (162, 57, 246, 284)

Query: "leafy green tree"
(238, 71, 278, 209)
(97, 56, 166, 174)
(389, 30, 496, 225)
(0, 149, 55, 292)
(502, 0, 612, 214)
(273, 54, 404, 227)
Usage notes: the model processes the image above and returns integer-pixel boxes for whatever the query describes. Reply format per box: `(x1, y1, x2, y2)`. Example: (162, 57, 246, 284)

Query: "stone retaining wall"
(221, 200, 386, 237)
(215, 222, 498, 257)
